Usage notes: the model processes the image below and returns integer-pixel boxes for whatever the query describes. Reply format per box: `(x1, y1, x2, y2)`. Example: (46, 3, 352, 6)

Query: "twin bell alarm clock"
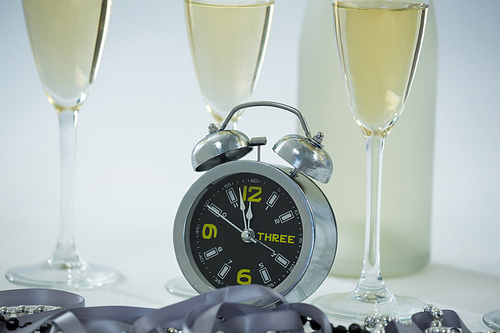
(173, 101, 338, 306)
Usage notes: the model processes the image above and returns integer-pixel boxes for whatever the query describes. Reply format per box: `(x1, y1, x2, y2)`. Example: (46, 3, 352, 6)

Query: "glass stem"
(50, 109, 81, 267)
(353, 133, 392, 303)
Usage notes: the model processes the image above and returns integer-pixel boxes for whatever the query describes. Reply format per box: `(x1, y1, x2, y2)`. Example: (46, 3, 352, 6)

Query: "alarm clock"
(173, 101, 337, 305)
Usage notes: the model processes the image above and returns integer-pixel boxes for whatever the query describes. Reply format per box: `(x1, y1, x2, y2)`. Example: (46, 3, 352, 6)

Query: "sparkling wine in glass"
(165, 0, 274, 297)
(313, 0, 429, 320)
(5, 0, 121, 288)
(185, 0, 274, 127)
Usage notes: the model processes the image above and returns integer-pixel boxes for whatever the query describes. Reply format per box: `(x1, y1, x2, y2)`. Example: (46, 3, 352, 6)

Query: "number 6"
(236, 269, 251, 285)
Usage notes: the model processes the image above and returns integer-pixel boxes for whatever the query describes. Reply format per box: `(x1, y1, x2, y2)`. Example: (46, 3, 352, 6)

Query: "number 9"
(202, 224, 217, 239)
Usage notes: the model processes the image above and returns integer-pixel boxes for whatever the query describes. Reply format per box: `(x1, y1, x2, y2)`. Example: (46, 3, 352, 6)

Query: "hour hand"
(246, 201, 253, 229)
(239, 187, 248, 230)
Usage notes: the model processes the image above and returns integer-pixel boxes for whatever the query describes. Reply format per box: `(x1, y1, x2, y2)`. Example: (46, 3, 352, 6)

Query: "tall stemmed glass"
(5, 0, 121, 288)
(484, 310, 500, 330)
(313, 0, 429, 321)
(185, 0, 274, 128)
(166, 0, 274, 297)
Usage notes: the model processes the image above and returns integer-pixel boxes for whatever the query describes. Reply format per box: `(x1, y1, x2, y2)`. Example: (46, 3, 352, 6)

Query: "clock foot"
(165, 276, 199, 298)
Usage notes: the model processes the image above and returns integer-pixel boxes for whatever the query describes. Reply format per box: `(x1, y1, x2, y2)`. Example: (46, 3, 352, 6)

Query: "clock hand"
(207, 205, 243, 233)
(207, 204, 257, 244)
(253, 238, 291, 268)
(246, 201, 253, 229)
(254, 237, 276, 253)
(239, 187, 248, 230)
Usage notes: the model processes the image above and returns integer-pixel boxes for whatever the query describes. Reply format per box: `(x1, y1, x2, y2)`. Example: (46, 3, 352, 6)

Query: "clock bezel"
(173, 160, 337, 304)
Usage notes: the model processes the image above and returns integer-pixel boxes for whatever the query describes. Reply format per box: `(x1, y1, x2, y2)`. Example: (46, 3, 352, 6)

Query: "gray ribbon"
(385, 310, 472, 333)
(0, 285, 332, 333)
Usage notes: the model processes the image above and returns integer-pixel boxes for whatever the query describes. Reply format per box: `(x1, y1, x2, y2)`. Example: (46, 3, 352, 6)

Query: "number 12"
(242, 186, 262, 202)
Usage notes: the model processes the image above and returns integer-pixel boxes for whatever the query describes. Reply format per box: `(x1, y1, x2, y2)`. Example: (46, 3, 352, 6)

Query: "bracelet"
(362, 305, 499, 333)
(0, 305, 62, 332)
(0, 305, 61, 319)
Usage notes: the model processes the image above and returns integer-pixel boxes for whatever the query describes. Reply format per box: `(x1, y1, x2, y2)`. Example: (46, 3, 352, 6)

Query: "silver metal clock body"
(173, 160, 337, 304)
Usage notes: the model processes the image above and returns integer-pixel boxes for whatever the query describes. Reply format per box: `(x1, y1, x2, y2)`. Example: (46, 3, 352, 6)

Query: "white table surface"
(0, 246, 500, 332)
(1, 228, 499, 332)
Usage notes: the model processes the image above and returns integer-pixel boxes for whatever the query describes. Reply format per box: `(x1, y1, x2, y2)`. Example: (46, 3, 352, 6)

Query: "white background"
(0, 0, 499, 327)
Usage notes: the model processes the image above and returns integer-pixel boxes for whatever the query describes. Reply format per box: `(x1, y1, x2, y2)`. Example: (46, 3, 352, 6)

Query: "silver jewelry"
(363, 305, 499, 333)
(0, 304, 61, 320)
(423, 305, 461, 333)
(165, 328, 181, 333)
(364, 314, 402, 333)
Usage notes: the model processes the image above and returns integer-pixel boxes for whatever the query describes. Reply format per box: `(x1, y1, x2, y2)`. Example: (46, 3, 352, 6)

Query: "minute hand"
(207, 205, 257, 244)
(207, 205, 243, 233)
(254, 237, 276, 253)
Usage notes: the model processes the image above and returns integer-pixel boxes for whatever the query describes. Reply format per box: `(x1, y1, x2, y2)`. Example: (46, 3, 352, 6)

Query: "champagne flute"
(166, 0, 274, 297)
(313, 0, 429, 320)
(5, 0, 121, 288)
(484, 310, 500, 330)
(185, 0, 274, 128)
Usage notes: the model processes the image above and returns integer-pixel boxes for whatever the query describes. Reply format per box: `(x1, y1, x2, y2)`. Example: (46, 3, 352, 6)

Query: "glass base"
(483, 310, 500, 330)
(313, 291, 425, 322)
(165, 276, 198, 298)
(5, 258, 122, 289)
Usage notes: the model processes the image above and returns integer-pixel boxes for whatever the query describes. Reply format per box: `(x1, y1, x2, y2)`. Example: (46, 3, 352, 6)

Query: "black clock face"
(186, 172, 303, 290)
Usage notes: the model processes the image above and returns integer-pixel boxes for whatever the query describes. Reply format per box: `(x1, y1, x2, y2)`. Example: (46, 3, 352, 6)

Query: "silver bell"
(191, 124, 252, 171)
(273, 132, 333, 184)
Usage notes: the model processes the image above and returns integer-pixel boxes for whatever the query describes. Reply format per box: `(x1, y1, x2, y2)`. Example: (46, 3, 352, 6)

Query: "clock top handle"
(192, 101, 333, 184)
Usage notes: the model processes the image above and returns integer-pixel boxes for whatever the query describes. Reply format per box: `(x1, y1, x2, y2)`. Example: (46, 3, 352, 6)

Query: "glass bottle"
(298, 0, 437, 277)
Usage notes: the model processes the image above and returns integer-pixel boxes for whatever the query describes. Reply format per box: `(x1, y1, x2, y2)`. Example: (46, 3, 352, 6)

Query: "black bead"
(5, 317, 19, 330)
(300, 316, 309, 325)
(334, 325, 348, 333)
(310, 319, 322, 330)
(39, 323, 52, 333)
(349, 323, 362, 333)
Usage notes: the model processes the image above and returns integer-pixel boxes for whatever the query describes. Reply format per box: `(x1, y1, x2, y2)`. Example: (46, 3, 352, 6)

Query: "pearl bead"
(165, 328, 178, 333)
(424, 305, 437, 313)
(15, 305, 28, 314)
(33, 305, 47, 313)
(431, 309, 444, 322)
(364, 315, 376, 329)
